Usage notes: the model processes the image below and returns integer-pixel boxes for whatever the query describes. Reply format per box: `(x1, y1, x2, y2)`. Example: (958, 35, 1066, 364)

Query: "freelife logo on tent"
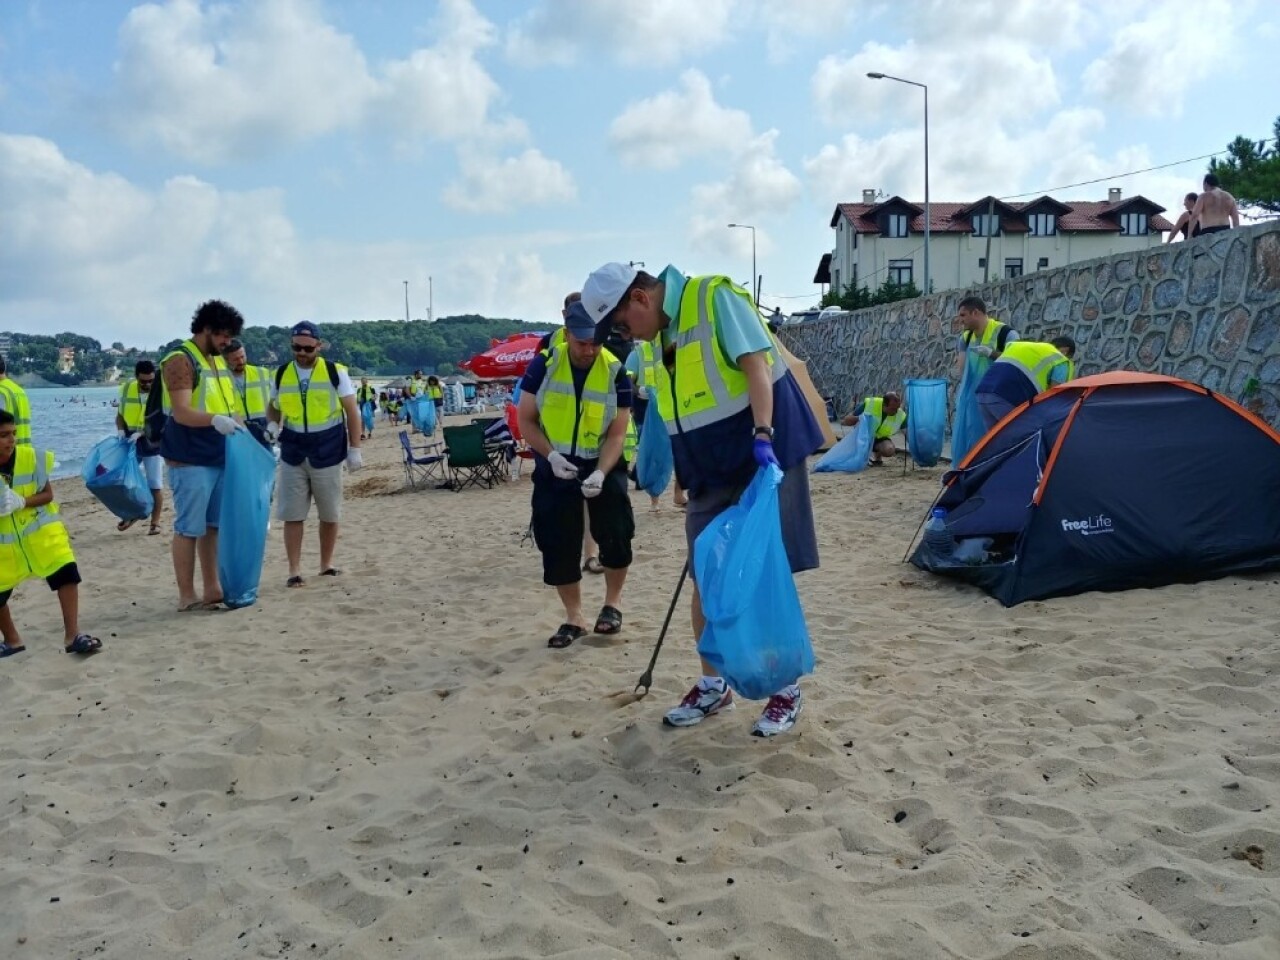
(1061, 515, 1115, 537)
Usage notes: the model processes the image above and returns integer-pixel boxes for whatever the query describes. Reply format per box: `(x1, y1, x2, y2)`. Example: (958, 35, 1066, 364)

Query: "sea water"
(25, 386, 124, 479)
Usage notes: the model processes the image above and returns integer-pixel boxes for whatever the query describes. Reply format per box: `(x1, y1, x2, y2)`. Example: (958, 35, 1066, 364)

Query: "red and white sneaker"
(751, 686, 803, 737)
(663, 678, 734, 727)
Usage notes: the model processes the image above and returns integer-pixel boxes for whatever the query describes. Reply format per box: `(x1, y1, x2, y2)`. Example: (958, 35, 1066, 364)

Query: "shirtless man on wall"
(1189, 173, 1240, 236)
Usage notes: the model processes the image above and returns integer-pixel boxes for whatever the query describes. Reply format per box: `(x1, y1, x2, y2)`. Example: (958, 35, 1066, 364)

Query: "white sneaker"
(751, 686, 802, 737)
(663, 679, 734, 727)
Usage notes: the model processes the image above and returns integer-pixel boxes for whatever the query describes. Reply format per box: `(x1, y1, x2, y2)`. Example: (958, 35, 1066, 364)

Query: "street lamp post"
(867, 72, 929, 296)
(726, 223, 757, 303)
(403, 280, 410, 322)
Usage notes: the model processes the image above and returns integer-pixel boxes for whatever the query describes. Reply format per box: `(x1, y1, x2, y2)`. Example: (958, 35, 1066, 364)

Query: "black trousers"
(531, 466, 634, 586)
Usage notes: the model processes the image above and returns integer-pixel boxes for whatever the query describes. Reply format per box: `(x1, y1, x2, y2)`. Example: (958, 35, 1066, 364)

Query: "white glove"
(116, 429, 127, 440)
(973, 345, 994, 359)
(0, 488, 25, 517)
(345, 447, 364, 472)
(547, 451, 579, 480)
(580, 470, 605, 499)
(266, 421, 281, 442)
(211, 415, 243, 436)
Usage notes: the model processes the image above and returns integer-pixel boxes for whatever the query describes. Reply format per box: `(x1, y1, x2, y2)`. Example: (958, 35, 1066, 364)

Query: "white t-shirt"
(270, 362, 356, 431)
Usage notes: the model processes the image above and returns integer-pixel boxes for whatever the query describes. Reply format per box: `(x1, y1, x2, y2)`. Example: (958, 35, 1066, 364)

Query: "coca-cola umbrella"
(459, 333, 548, 380)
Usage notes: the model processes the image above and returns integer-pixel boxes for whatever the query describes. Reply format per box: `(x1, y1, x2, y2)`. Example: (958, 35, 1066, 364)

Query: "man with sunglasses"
(267, 321, 362, 588)
(115, 359, 165, 535)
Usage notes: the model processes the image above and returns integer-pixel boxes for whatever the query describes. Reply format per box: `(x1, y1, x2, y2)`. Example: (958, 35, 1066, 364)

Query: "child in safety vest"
(0, 410, 103, 659)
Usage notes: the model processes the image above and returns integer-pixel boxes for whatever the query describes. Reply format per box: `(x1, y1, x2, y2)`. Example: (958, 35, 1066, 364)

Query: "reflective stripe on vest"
(0, 379, 33, 446)
(535, 345, 620, 459)
(236, 366, 272, 420)
(0, 446, 73, 589)
(969, 318, 1006, 351)
(995, 341, 1073, 393)
(119, 380, 147, 431)
(864, 397, 907, 439)
(667, 276, 786, 435)
(160, 341, 234, 416)
(276, 359, 345, 432)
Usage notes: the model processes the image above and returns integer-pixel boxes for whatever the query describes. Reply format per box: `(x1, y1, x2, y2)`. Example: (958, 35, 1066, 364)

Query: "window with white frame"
(1005, 258, 1023, 279)
(1120, 212, 1148, 236)
(888, 259, 913, 285)
(972, 214, 1001, 237)
(885, 213, 909, 238)
(1028, 213, 1057, 236)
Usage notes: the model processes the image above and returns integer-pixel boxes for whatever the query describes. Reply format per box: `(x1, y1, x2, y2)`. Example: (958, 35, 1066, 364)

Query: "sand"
(1, 422, 1277, 959)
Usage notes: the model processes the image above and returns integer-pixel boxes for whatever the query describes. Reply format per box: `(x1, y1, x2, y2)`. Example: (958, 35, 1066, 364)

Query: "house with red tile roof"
(817, 187, 1175, 296)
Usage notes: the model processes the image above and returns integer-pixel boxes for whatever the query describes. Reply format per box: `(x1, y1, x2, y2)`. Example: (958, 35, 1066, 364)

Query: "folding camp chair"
(442, 424, 495, 491)
(398, 430, 445, 490)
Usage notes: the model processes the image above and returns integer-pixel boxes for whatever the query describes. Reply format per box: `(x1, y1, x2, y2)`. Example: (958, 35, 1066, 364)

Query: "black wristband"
(754, 425, 775, 439)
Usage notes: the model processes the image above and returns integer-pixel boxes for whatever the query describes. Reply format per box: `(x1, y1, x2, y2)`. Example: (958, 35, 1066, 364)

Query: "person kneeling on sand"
(517, 301, 635, 649)
(842, 391, 907, 466)
(0, 410, 103, 659)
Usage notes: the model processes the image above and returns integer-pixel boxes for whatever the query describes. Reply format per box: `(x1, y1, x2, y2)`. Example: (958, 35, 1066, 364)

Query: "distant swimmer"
(1189, 173, 1239, 236)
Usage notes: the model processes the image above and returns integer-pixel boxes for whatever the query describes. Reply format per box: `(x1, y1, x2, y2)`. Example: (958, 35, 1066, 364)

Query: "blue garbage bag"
(360, 400, 375, 433)
(812, 414, 877, 473)
(634, 387, 672, 496)
(408, 395, 437, 434)
(952, 343, 995, 465)
(217, 429, 276, 609)
(82, 436, 153, 522)
(905, 378, 948, 467)
(694, 465, 815, 700)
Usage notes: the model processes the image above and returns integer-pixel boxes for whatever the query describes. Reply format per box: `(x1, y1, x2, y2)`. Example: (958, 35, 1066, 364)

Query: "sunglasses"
(291, 343, 317, 354)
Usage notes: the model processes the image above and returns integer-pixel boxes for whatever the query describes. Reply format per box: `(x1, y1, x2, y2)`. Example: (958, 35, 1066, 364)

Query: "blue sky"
(1, 0, 1275, 348)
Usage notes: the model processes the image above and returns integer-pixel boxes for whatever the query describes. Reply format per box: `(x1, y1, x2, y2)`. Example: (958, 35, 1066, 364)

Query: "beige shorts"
(277, 460, 343, 523)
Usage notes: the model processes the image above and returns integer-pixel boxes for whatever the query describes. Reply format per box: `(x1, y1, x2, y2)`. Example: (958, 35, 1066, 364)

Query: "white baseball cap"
(581, 262, 637, 324)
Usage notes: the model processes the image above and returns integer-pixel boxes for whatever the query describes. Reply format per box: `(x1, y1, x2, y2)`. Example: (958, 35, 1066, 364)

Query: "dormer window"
(1028, 213, 1057, 236)
(1119, 213, 1148, 236)
(885, 213, 909, 238)
(972, 214, 1001, 237)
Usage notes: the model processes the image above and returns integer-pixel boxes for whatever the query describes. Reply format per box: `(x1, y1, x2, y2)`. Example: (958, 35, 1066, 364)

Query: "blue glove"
(753, 437, 780, 469)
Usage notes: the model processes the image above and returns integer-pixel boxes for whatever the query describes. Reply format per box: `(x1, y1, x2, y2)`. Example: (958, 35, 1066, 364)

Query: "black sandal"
(593, 605, 623, 635)
(547, 623, 587, 649)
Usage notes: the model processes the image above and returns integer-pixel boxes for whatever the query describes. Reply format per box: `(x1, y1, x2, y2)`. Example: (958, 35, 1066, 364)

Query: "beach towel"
(217, 429, 276, 609)
(694, 465, 815, 700)
(812, 414, 877, 473)
(634, 387, 673, 496)
(905, 378, 948, 467)
(82, 436, 153, 522)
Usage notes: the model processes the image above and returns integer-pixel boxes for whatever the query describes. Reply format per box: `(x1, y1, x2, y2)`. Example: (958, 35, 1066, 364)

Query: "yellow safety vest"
(633, 340, 674, 423)
(405, 380, 420, 397)
(665, 275, 786, 434)
(864, 397, 907, 440)
(234, 365, 272, 420)
(541, 328, 567, 357)
(0, 379, 32, 447)
(535, 344, 623, 459)
(118, 379, 148, 432)
(276, 359, 346, 433)
(356, 384, 378, 405)
(160, 341, 234, 416)
(0, 446, 75, 591)
(428, 384, 443, 401)
(995, 341, 1074, 393)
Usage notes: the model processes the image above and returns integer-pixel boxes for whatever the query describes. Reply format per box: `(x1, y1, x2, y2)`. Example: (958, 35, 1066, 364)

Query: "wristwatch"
(753, 425, 775, 439)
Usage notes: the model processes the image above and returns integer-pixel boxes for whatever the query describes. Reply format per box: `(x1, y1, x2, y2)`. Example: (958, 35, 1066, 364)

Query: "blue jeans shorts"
(169, 464, 224, 538)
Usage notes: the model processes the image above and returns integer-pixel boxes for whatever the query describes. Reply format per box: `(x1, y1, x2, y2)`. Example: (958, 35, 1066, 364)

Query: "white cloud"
(689, 132, 802, 263)
(505, 0, 736, 67)
(443, 148, 577, 213)
(107, 0, 522, 163)
(609, 70, 753, 169)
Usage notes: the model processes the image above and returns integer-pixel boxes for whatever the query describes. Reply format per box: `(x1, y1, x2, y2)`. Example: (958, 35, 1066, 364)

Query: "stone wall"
(781, 221, 1280, 424)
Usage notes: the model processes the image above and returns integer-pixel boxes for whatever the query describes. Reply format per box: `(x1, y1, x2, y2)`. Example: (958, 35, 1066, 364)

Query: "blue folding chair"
(398, 430, 445, 490)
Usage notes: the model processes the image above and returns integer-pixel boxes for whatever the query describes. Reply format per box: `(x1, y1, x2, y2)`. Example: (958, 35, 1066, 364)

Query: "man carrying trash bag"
(582, 262, 823, 737)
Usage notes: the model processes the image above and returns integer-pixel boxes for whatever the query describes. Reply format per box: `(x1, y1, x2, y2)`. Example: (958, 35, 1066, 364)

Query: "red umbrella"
(459, 333, 547, 380)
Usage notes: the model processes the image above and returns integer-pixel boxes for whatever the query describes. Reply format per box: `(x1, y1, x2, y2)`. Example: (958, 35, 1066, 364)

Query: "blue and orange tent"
(911, 372, 1280, 605)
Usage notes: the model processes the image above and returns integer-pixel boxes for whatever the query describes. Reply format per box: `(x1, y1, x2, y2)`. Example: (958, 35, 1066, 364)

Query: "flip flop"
(582, 557, 605, 575)
(117, 519, 139, 532)
(320, 568, 341, 577)
(178, 600, 204, 612)
(547, 623, 587, 649)
(0, 643, 27, 658)
(64, 634, 103, 656)
(287, 576, 305, 588)
(593, 605, 623, 635)
(148, 524, 162, 536)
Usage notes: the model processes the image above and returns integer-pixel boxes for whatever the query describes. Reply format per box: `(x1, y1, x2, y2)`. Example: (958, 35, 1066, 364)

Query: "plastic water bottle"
(924, 507, 953, 558)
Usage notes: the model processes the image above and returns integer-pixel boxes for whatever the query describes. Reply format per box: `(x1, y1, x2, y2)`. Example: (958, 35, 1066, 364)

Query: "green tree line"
(1209, 115, 1280, 216)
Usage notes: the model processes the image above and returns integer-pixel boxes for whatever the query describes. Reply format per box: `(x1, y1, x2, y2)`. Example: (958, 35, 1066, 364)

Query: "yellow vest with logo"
(0, 446, 75, 591)
(0, 379, 33, 447)
(276, 359, 346, 433)
(160, 341, 234, 416)
(864, 397, 907, 440)
(119, 379, 148, 432)
(535, 345, 622, 459)
(234, 365, 272, 420)
(665, 275, 786, 435)
(995, 341, 1074, 393)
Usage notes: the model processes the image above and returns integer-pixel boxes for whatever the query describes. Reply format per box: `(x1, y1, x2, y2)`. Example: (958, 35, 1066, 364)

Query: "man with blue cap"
(516, 300, 635, 649)
(581, 261, 823, 737)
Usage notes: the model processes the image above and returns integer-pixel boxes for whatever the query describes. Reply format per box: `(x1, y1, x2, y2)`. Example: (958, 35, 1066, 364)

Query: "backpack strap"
(327, 360, 341, 389)
(275, 363, 290, 390)
(996, 325, 1013, 353)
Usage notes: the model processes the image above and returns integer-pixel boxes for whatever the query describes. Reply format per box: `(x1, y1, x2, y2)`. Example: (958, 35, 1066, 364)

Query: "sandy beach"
(1, 421, 1277, 959)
